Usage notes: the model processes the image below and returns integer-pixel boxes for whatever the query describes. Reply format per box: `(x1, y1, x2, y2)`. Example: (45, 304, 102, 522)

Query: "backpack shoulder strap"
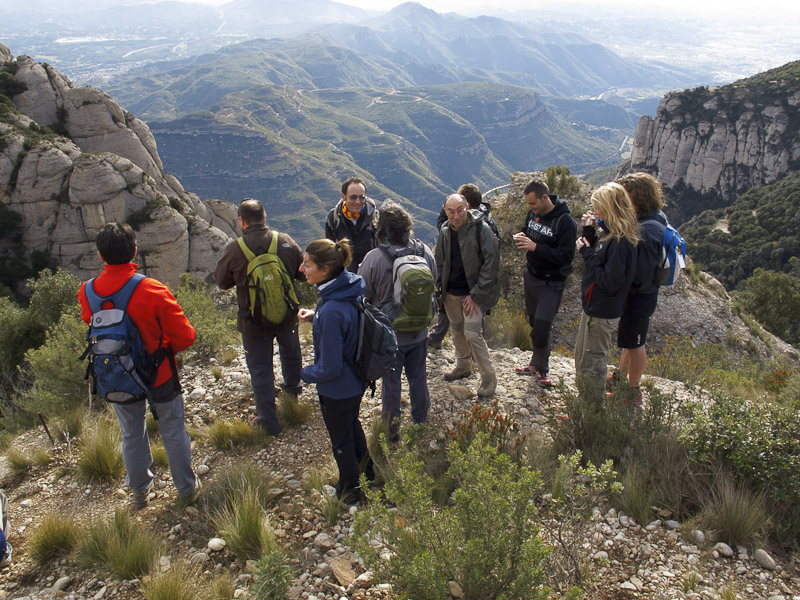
(379, 241, 398, 263)
(111, 273, 146, 312)
(86, 273, 145, 314)
(268, 231, 280, 255)
(237, 237, 256, 262)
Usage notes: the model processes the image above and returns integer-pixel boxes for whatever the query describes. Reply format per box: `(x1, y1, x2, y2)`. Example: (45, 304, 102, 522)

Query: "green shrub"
(213, 460, 282, 513)
(28, 512, 79, 565)
(209, 574, 236, 600)
(249, 550, 294, 600)
(151, 442, 169, 469)
(205, 419, 270, 450)
(700, 473, 768, 548)
(485, 297, 532, 351)
(214, 488, 278, 561)
(538, 451, 622, 588)
(276, 391, 312, 428)
(78, 508, 162, 579)
(20, 309, 87, 417)
(353, 432, 551, 600)
(4, 447, 32, 476)
(56, 406, 88, 441)
(142, 562, 204, 600)
(175, 274, 237, 355)
(684, 394, 800, 511)
(77, 417, 125, 482)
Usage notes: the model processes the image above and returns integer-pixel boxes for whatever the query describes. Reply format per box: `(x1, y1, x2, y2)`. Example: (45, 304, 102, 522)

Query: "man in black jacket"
(325, 177, 379, 272)
(513, 180, 577, 386)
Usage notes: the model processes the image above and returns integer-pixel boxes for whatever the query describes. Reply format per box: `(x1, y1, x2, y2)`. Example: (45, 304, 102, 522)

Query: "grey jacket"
(359, 239, 437, 346)
(434, 210, 500, 314)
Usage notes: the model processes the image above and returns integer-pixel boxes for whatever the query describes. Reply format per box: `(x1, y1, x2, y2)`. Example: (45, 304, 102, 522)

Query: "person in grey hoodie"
(359, 201, 437, 439)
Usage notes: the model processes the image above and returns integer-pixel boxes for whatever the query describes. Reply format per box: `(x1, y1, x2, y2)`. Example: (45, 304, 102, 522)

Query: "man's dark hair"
(376, 200, 413, 245)
(238, 199, 266, 225)
(457, 183, 482, 209)
(96, 222, 136, 265)
(523, 180, 549, 198)
(341, 177, 367, 196)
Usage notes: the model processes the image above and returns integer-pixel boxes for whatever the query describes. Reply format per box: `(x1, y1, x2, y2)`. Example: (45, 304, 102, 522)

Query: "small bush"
(353, 432, 551, 600)
(249, 550, 294, 600)
(303, 464, 347, 525)
(700, 473, 768, 548)
(56, 406, 88, 441)
(76, 418, 124, 482)
(276, 391, 312, 428)
(213, 460, 282, 512)
(175, 274, 237, 355)
(4, 447, 32, 476)
(21, 309, 87, 417)
(151, 442, 169, 469)
(211, 365, 223, 381)
(219, 347, 239, 365)
(28, 512, 79, 565)
(78, 508, 162, 579)
(142, 562, 204, 600)
(214, 488, 278, 561)
(484, 297, 532, 351)
(684, 393, 800, 510)
(205, 419, 270, 450)
(209, 574, 236, 600)
(616, 464, 655, 527)
(33, 446, 52, 466)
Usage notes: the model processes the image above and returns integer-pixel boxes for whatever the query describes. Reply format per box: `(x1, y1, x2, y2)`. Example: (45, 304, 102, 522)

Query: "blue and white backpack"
(656, 224, 687, 286)
(81, 274, 158, 403)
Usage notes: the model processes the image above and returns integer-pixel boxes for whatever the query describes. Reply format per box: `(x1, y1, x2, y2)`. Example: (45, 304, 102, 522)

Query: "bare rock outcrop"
(630, 62, 800, 203)
(1, 42, 238, 287)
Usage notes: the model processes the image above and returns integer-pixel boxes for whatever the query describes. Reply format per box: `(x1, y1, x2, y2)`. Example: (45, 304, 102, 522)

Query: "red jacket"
(78, 263, 196, 398)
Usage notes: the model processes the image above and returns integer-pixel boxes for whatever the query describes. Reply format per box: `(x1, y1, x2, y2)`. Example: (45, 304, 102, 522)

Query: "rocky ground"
(0, 336, 798, 600)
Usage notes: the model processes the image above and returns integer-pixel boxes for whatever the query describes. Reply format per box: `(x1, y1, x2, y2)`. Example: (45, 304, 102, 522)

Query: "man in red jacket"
(78, 223, 197, 509)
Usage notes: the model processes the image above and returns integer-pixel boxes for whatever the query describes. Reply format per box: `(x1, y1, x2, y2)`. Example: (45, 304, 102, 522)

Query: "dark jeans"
(523, 271, 566, 376)
(242, 326, 302, 436)
(319, 393, 371, 499)
(382, 338, 429, 437)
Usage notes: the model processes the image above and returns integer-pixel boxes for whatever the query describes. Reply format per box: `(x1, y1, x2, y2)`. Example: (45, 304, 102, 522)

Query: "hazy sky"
(185, 0, 800, 23)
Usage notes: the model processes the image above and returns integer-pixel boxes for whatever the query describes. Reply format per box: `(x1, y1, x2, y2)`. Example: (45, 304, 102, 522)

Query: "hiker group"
(75, 172, 684, 509)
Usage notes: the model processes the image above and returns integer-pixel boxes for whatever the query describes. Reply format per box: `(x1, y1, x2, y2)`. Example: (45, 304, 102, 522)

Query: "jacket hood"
(318, 269, 365, 302)
(547, 197, 571, 219)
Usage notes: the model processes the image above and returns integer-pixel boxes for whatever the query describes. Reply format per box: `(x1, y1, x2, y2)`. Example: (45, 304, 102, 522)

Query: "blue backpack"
(656, 224, 687, 286)
(82, 274, 158, 403)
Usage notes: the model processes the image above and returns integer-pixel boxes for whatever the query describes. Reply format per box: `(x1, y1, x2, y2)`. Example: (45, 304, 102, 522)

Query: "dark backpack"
(477, 202, 500, 239)
(82, 274, 158, 403)
(379, 240, 436, 332)
(238, 232, 300, 327)
(323, 297, 397, 395)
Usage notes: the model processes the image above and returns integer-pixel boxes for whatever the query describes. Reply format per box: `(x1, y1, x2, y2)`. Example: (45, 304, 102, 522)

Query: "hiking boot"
(444, 364, 472, 382)
(537, 372, 552, 387)
(133, 490, 149, 510)
(515, 364, 537, 376)
(476, 380, 496, 398)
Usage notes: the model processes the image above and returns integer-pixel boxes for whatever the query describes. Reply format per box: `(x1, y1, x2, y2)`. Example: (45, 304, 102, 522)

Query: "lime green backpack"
(237, 233, 299, 327)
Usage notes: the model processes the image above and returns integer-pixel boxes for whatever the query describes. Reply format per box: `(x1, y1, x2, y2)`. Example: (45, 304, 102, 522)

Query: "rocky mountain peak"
(1, 41, 238, 288)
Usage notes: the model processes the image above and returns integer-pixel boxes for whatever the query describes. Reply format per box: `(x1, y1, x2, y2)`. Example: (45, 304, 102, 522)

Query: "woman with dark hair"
(298, 239, 372, 502)
(574, 182, 640, 396)
(614, 173, 668, 404)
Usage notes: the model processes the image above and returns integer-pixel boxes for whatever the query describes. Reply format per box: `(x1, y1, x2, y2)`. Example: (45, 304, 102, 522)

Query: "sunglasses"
(348, 194, 367, 202)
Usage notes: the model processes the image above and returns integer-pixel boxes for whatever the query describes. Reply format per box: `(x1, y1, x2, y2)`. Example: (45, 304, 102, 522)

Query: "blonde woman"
(574, 182, 640, 394)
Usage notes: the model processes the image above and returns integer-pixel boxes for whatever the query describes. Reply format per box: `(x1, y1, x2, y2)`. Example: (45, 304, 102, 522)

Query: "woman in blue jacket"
(574, 182, 640, 396)
(298, 238, 371, 502)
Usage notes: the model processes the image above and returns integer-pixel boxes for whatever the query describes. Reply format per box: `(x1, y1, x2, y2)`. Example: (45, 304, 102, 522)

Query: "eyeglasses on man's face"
(445, 206, 466, 217)
(348, 194, 367, 202)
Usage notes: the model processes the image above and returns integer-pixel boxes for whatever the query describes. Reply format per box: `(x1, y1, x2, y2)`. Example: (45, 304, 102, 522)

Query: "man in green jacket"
(434, 193, 500, 397)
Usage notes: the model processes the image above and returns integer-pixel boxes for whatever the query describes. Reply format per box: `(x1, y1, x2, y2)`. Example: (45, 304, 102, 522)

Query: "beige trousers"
(443, 293, 496, 385)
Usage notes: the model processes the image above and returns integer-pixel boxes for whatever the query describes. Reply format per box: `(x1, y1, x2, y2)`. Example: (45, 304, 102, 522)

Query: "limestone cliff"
(0, 42, 238, 288)
(631, 61, 800, 210)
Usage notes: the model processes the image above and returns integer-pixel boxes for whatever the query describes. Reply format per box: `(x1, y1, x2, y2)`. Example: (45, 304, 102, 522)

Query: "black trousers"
(319, 393, 371, 498)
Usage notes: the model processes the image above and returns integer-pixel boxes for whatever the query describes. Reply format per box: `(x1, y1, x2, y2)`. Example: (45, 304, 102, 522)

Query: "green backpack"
(379, 240, 436, 332)
(238, 233, 299, 327)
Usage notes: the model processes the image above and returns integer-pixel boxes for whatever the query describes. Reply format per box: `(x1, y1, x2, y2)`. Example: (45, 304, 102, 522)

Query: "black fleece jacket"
(579, 225, 637, 319)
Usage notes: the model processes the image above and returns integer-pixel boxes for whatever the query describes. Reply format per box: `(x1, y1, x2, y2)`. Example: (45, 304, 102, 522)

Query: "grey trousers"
(113, 394, 196, 497)
(574, 312, 618, 391)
